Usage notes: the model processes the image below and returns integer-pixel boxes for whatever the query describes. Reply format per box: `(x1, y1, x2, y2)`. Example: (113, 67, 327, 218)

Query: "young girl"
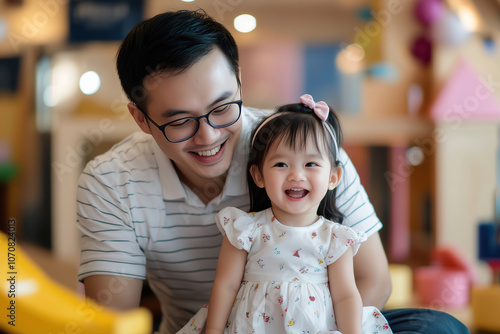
(178, 95, 391, 334)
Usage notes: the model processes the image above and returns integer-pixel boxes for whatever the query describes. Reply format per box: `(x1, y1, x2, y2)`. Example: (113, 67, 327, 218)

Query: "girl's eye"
(274, 162, 287, 167)
(306, 162, 318, 167)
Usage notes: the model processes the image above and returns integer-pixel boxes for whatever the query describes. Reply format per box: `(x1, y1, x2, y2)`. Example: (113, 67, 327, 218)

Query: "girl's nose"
(287, 168, 306, 181)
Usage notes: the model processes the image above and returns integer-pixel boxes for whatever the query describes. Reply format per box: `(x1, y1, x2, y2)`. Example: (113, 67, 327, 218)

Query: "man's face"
(129, 48, 242, 190)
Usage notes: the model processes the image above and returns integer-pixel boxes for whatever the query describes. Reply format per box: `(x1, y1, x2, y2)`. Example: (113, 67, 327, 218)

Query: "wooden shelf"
(339, 115, 434, 146)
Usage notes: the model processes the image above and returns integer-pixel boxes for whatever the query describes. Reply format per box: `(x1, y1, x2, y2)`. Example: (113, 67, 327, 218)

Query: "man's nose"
(192, 118, 220, 144)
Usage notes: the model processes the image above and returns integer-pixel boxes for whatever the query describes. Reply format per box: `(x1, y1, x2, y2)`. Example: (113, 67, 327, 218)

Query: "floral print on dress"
(178, 207, 391, 334)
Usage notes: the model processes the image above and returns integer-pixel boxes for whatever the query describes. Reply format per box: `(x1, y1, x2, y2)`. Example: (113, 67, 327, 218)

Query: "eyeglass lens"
(164, 102, 241, 142)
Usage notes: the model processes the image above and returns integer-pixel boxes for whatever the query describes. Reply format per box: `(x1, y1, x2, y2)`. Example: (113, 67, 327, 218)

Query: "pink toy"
(414, 0, 445, 26)
(432, 247, 477, 285)
(472, 223, 500, 331)
(415, 267, 470, 308)
(414, 247, 476, 308)
(430, 59, 500, 121)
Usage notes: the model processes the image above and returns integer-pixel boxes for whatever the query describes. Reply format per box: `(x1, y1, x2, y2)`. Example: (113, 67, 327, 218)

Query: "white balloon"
(431, 10, 471, 46)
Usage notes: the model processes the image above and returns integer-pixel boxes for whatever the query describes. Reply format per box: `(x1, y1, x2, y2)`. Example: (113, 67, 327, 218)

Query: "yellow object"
(0, 232, 152, 334)
(385, 264, 413, 309)
(471, 285, 500, 332)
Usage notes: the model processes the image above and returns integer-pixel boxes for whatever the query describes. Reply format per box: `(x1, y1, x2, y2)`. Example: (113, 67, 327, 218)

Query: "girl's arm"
(328, 246, 363, 334)
(206, 236, 248, 334)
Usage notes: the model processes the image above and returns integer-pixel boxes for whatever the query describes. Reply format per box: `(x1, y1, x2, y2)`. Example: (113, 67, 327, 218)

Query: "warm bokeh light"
(234, 14, 257, 33)
(406, 146, 425, 166)
(335, 44, 365, 74)
(446, 0, 481, 31)
(51, 59, 79, 106)
(79, 71, 101, 95)
(456, 6, 480, 32)
(43, 85, 58, 107)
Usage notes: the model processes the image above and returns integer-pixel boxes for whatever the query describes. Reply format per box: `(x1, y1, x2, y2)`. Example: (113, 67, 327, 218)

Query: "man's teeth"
(196, 145, 221, 157)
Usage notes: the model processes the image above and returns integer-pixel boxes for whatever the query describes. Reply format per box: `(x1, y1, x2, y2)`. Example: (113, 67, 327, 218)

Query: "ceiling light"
(79, 71, 101, 95)
(234, 14, 256, 33)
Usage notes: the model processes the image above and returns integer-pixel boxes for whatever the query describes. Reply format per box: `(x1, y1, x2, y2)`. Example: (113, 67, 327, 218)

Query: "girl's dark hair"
(116, 10, 240, 112)
(247, 103, 344, 223)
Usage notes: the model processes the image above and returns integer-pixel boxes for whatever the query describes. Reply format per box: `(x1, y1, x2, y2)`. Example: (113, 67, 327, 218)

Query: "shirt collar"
(151, 139, 188, 202)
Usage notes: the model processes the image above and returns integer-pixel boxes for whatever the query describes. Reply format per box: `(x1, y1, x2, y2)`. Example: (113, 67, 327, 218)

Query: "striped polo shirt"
(76, 106, 382, 333)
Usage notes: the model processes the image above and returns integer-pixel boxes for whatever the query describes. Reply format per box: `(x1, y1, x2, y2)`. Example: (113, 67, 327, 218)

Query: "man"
(77, 10, 469, 334)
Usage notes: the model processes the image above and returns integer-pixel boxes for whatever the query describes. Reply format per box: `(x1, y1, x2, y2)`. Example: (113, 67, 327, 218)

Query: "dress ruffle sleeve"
(326, 223, 367, 265)
(215, 207, 258, 252)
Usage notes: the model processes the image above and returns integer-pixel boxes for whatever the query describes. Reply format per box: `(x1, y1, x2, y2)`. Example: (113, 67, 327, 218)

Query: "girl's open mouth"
(285, 188, 309, 198)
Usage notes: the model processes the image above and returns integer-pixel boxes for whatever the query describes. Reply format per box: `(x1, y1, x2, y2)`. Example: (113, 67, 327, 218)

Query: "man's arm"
(353, 232, 392, 309)
(77, 144, 148, 311)
(83, 275, 144, 310)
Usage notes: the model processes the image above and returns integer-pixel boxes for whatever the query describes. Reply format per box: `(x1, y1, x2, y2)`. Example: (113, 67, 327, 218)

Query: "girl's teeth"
(197, 145, 220, 157)
(286, 189, 309, 198)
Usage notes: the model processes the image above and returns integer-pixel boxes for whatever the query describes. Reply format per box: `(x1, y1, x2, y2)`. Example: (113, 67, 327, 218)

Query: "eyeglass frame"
(137, 97, 243, 143)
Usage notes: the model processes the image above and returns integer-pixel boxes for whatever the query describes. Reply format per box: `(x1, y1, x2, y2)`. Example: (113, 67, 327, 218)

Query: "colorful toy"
(385, 264, 413, 309)
(471, 222, 500, 332)
(414, 247, 476, 308)
(0, 232, 152, 334)
(414, 0, 445, 26)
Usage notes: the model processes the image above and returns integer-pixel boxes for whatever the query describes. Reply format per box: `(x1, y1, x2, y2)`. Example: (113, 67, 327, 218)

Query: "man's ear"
(128, 103, 152, 135)
(328, 166, 343, 190)
(249, 165, 265, 188)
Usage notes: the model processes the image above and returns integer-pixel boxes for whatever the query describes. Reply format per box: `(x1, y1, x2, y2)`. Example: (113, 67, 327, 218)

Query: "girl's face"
(250, 133, 341, 227)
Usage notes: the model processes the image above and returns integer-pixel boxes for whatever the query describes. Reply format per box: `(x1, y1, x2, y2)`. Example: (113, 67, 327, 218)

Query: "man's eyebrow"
(160, 90, 235, 119)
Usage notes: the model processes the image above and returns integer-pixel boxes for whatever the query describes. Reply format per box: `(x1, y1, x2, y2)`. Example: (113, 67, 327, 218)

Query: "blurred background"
(1, 0, 500, 330)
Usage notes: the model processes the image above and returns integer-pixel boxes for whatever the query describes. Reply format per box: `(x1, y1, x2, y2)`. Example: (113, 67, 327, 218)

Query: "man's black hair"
(116, 10, 240, 112)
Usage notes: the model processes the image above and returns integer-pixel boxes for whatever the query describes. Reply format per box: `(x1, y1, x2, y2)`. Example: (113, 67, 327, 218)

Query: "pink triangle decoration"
(430, 59, 500, 121)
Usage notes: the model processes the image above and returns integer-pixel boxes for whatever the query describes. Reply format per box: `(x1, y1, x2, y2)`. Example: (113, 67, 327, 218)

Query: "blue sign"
(69, 0, 143, 42)
(304, 44, 362, 114)
(0, 57, 21, 93)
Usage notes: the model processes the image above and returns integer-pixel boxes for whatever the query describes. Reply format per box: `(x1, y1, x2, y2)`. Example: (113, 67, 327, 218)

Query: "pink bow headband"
(251, 94, 339, 156)
(299, 94, 339, 156)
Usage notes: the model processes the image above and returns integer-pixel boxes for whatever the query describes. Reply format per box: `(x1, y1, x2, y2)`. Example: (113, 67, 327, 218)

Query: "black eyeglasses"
(139, 98, 243, 143)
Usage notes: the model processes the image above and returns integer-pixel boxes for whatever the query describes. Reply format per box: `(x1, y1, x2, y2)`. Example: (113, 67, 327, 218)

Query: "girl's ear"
(328, 166, 343, 190)
(128, 103, 152, 135)
(249, 165, 265, 188)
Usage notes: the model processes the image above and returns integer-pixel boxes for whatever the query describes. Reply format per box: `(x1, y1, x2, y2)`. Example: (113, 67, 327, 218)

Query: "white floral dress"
(177, 207, 392, 334)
